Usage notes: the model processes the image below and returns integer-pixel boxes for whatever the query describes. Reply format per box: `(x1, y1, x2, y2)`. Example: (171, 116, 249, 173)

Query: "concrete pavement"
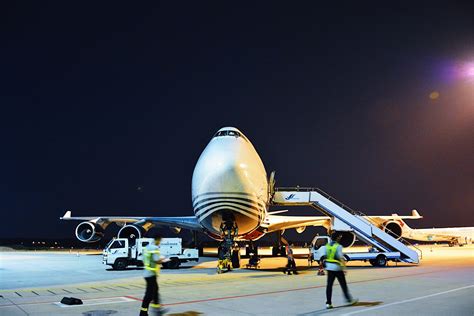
(1, 244, 473, 315)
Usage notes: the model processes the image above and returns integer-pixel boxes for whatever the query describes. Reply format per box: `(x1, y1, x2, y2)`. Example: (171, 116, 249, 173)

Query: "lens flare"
(462, 62, 474, 79)
(440, 60, 474, 83)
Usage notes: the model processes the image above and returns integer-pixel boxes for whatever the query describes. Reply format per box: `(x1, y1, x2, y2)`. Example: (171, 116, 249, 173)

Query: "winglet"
(412, 209, 422, 218)
(61, 211, 72, 219)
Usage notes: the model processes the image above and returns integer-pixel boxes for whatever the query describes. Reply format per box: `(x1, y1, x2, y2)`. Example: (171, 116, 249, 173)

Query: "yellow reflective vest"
(143, 248, 161, 274)
(325, 242, 342, 265)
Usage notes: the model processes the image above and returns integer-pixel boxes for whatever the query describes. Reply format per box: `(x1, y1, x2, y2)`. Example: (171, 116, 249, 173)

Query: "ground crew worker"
(284, 242, 298, 275)
(141, 233, 168, 316)
(324, 232, 357, 309)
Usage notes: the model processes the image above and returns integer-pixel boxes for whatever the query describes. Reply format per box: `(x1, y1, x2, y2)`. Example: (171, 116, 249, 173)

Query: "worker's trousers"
(141, 276, 159, 312)
(286, 258, 296, 272)
(326, 270, 351, 305)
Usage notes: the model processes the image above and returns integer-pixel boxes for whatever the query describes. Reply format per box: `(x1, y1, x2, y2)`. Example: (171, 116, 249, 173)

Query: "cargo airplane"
(61, 127, 421, 261)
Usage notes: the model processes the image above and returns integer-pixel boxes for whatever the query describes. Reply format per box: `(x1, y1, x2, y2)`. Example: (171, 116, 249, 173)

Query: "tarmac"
(0, 245, 473, 315)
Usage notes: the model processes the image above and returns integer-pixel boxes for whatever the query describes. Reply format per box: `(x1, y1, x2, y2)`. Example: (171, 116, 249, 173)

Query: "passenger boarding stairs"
(272, 187, 420, 264)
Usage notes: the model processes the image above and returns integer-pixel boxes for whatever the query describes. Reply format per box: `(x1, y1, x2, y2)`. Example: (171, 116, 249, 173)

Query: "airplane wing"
(60, 211, 203, 231)
(365, 210, 423, 226)
(264, 214, 331, 233)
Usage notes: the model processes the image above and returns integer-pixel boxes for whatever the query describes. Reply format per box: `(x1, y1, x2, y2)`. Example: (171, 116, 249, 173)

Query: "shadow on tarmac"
(105, 267, 143, 271)
(244, 266, 314, 273)
(105, 266, 196, 272)
(345, 265, 416, 270)
(297, 301, 383, 315)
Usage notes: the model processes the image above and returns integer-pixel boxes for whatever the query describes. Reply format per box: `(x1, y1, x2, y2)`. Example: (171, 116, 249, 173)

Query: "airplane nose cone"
(192, 135, 267, 199)
(191, 132, 268, 236)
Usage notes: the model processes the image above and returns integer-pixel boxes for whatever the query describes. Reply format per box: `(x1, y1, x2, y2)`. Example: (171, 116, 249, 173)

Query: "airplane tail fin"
(404, 210, 421, 230)
(389, 209, 422, 221)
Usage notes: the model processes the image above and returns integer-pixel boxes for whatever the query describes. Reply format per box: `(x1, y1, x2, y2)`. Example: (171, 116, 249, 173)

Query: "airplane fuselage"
(191, 127, 268, 240)
(405, 227, 474, 244)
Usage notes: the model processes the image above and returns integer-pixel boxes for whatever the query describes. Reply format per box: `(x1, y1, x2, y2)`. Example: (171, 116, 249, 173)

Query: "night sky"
(1, 2, 473, 239)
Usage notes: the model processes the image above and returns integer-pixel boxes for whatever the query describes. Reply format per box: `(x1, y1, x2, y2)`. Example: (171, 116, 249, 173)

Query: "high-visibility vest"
(143, 248, 161, 274)
(325, 242, 342, 265)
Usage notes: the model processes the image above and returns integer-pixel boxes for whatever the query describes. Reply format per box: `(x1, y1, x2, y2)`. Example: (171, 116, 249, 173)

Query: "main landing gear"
(217, 221, 240, 273)
(272, 230, 286, 257)
(245, 241, 259, 257)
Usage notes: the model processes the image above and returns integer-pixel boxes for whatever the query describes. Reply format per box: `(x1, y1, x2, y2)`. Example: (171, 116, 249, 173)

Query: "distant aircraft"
(396, 217, 474, 247)
(61, 127, 421, 259)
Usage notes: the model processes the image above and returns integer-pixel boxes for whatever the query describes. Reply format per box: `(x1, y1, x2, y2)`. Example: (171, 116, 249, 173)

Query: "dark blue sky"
(1, 2, 473, 238)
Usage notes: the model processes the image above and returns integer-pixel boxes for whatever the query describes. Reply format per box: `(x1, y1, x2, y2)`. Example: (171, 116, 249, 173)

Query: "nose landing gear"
(217, 221, 240, 273)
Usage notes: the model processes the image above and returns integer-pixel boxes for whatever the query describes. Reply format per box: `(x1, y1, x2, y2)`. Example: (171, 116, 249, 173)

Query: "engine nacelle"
(117, 224, 146, 242)
(382, 221, 403, 239)
(295, 226, 306, 234)
(75, 222, 104, 243)
(337, 231, 356, 248)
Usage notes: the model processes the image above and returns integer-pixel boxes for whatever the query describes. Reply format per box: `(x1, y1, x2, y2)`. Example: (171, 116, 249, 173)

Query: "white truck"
(103, 237, 199, 270)
(309, 236, 402, 267)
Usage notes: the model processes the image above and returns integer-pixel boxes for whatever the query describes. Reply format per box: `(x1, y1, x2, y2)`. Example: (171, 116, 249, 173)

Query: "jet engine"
(336, 231, 356, 248)
(295, 226, 306, 234)
(117, 222, 153, 244)
(118, 224, 145, 241)
(75, 222, 104, 243)
(382, 221, 403, 239)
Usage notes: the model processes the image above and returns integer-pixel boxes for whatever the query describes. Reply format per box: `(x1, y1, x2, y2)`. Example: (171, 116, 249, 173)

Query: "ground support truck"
(309, 236, 402, 267)
(103, 237, 199, 270)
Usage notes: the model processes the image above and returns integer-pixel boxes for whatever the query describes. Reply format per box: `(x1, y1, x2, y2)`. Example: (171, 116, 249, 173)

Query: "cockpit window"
(214, 130, 241, 138)
(213, 129, 249, 142)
